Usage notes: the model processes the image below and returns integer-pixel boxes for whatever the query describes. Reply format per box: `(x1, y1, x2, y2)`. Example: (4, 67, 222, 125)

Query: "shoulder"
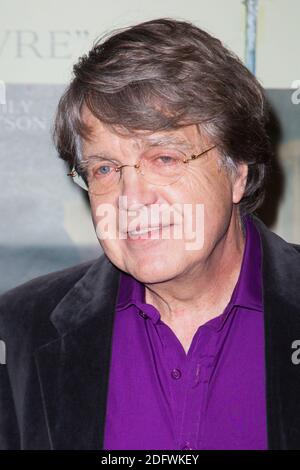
(291, 243, 300, 254)
(0, 257, 99, 343)
(251, 215, 300, 312)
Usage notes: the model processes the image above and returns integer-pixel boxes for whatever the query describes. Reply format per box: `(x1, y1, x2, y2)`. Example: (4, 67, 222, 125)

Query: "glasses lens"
(141, 153, 186, 186)
(87, 162, 119, 195)
(73, 152, 188, 194)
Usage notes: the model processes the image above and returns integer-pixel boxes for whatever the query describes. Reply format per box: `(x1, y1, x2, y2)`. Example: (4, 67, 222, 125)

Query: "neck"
(144, 211, 246, 326)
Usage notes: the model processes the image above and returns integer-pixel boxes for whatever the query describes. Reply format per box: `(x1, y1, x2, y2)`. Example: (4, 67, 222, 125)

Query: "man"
(1, 18, 300, 450)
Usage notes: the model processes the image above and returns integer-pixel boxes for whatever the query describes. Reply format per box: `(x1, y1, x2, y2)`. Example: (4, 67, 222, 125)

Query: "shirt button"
(171, 368, 182, 380)
(139, 311, 148, 319)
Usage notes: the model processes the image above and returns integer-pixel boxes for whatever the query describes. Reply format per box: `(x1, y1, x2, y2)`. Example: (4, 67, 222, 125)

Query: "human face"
(81, 107, 248, 284)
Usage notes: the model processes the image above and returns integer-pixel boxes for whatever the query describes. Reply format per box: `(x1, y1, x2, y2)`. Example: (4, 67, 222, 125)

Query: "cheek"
(180, 168, 233, 245)
(90, 196, 117, 235)
(202, 172, 232, 223)
(89, 197, 99, 226)
(179, 165, 233, 210)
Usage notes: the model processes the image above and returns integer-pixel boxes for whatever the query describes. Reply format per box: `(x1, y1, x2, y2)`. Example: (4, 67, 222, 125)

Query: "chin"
(126, 256, 181, 284)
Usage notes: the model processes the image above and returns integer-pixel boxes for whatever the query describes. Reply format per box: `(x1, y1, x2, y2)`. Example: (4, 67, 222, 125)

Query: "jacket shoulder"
(0, 257, 99, 342)
(291, 243, 300, 254)
(251, 215, 300, 256)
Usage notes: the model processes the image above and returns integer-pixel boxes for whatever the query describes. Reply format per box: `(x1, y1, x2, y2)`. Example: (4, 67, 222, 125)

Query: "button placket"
(181, 442, 193, 450)
(178, 333, 217, 450)
(177, 362, 203, 450)
(160, 324, 187, 442)
(192, 355, 215, 388)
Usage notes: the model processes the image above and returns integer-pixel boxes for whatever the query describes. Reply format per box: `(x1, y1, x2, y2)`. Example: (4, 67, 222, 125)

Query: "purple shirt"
(103, 215, 268, 450)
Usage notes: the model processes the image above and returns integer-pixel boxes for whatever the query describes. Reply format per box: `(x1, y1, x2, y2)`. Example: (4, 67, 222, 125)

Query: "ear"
(232, 163, 248, 204)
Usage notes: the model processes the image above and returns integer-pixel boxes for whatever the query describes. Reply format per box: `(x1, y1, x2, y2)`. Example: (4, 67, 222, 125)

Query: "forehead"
(80, 105, 204, 153)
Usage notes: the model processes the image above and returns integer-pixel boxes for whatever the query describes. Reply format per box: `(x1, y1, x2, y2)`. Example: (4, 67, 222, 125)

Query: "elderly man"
(1, 18, 300, 451)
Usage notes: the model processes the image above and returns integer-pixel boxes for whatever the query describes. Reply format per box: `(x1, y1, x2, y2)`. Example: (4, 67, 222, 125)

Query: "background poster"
(0, 0, 299, 293)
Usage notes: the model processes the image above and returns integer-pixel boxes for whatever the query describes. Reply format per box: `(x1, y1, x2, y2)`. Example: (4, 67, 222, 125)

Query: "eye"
(155, 155, 180, 165)
(95, 164, 115, 176)
(99, 165, 110, 174)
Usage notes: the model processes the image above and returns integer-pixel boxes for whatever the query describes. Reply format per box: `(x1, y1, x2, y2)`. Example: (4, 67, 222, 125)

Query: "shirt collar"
(230, 213, 263, 311)
(116, 267, 161, 322)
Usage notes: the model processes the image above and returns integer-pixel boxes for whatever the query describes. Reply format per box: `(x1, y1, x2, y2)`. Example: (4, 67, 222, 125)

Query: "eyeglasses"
(67, 144, 216, 195)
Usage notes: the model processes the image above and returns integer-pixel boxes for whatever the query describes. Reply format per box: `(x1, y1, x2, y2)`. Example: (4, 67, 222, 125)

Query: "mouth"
(126, 224, 173, 240)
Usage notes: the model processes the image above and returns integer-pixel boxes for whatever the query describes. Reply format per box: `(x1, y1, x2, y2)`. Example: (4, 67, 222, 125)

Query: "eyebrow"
(143, 135, 194, 151)
(81, 135, 195, 164)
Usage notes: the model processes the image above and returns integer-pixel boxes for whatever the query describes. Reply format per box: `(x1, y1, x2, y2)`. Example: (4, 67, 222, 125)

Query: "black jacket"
(0, 215, 300, 450)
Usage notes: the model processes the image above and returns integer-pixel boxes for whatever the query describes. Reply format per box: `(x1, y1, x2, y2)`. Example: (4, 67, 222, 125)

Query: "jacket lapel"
(34, 255, 121, 449)
(253, 215, 300, 449)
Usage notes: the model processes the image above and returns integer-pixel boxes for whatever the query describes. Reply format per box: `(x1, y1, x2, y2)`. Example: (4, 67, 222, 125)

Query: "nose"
(117, 164, 158, 210)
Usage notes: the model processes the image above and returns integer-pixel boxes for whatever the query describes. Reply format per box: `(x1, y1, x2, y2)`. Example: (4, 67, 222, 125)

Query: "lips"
(128, 225, 161, 236)
(127, 224, 173, 238)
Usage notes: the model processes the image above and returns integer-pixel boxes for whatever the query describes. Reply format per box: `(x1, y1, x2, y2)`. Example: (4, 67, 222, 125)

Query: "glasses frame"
(67, 144, 217, 194)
